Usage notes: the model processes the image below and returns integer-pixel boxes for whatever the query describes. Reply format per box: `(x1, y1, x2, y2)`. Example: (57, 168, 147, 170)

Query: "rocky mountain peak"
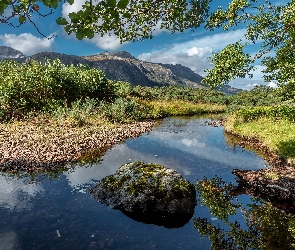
(0, 46, 25, 59)
(101, 51, 136, 59)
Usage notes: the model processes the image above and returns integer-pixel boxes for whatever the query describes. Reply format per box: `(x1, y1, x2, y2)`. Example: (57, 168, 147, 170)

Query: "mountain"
(0, 46, 26, 62)
(81, 52, 189, 87)
(0, 46, 242, 93)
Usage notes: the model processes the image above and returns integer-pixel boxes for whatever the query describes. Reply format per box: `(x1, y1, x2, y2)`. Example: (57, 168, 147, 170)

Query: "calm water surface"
(0, 117, 272, 249)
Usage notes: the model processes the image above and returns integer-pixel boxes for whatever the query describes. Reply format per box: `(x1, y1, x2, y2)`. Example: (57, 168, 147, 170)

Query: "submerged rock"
(87, 162, 196, 227)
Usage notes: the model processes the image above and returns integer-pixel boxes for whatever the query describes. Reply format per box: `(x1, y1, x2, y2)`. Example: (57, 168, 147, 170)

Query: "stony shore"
(225, 129, 295, 211)
(0, 119, 156, 173)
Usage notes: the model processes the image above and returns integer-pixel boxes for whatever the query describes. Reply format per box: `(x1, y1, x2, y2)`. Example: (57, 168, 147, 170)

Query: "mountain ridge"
(0, 46, 242, 94)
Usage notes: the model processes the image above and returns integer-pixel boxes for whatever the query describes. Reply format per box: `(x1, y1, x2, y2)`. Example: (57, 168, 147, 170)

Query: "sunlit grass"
(225, 115, 295, 163)
(145, 100, 226, 118)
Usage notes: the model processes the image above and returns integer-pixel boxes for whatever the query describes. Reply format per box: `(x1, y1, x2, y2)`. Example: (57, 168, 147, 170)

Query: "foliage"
(194, 177, 295, 250)
(234, 105, 295, 123)
(1, 0, 211, 41)
(130, 86, 229, 105)
(1, 1, 294, 91)
(202, 42, 254, 88)
(276, 80, 295, 102)
(99, 97, 150, 123)
(196, 177, 239, 222)
(0, 59, 114, 120)
(203, 0, 295, 88)
(226, 85, 282, 113)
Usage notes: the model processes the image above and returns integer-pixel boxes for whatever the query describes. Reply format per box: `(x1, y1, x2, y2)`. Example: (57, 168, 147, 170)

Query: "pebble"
(0, 120, 156, 173)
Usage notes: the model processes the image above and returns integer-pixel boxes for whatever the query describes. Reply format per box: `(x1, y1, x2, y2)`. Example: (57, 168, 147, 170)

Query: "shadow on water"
(122, 211, 194, 228)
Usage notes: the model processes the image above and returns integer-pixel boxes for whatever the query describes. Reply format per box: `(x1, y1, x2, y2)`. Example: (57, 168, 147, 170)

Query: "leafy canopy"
(202, 0, 295, 88)
(1, 0, 294, 88)
(0, 0, 211, 41)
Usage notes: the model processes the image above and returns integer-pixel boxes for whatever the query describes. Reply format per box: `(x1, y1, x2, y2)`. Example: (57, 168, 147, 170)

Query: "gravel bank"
(0, 120, 156, 172)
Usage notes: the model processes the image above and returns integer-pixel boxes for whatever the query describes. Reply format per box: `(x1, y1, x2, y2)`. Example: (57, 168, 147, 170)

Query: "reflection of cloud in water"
(65, 144, 192, 189)
(149, 130, 266, 169)
(181, 138, 205, 148)
(0, 175, 43, 211)
(0, 230, 19, 250)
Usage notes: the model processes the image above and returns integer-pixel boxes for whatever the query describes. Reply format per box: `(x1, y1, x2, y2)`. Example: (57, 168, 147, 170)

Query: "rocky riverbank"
(224, 129, 295, 211)
(0, 119, 156, 173)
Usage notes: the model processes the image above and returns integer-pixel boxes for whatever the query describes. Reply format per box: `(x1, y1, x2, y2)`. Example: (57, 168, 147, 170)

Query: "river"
(1, 116, 293, 249)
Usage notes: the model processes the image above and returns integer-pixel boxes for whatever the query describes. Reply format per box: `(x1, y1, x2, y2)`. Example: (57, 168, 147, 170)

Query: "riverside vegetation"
(0, 59, 226, 173)
(1, 59, 295, 175)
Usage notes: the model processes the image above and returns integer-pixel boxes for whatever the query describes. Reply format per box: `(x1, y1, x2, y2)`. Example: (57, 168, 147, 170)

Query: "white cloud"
(0, 33, 54, 55)
(61, 0, 124, 50)
(138, 29, 247, 76)
(61, 0, 88, 22)
(268, 81, 278, 88)
(187, 46, 213, 57)
(85, 34, 124, 50)
(0, 175, 43, 211)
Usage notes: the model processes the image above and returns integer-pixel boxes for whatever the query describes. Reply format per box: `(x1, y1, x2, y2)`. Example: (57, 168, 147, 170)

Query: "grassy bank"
(0, 59, 226, 172)
(225, 106, 295, 164)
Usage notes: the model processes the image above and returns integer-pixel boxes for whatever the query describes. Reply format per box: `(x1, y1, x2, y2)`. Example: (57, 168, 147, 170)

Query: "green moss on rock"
(87, 161, 196, 215)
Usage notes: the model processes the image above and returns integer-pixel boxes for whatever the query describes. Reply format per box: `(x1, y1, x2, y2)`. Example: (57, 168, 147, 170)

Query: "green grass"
(225, 115, 295, 163)
(145, 100, 226, 118)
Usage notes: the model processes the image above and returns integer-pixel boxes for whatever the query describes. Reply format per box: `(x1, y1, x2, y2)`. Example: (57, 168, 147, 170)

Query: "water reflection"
(0, 116, 277, 249)
(195, 177, 295, 250)
(0, 174, 43, 211)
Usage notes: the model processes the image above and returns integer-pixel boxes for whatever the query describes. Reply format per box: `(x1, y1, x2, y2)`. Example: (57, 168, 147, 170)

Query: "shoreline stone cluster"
(0, 120, 156, 173)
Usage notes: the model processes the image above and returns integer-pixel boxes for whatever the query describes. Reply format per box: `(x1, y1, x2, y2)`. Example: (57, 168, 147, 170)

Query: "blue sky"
(0, 0, 285, 89)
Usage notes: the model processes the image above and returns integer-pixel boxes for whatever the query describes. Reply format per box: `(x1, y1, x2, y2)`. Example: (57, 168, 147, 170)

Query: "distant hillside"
(0, 46, 26, 62)
(0, 46, 243, 93)
(82, 52, 187, 87)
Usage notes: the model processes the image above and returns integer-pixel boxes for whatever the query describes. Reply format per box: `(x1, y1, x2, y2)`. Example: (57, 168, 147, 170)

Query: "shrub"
(235, 105, 295, 123)
(0, 59, 115, 120)
(99, 98, 150, 123)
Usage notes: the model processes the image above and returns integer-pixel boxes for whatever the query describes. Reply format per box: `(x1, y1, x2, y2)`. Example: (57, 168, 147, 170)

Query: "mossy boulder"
(87, 162, 196, 227)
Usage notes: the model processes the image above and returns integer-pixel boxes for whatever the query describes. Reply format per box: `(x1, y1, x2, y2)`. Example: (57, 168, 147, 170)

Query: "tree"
(0, 0, 211, 40)
(202, 0, 295, 88)
(1, 1, 294, 89)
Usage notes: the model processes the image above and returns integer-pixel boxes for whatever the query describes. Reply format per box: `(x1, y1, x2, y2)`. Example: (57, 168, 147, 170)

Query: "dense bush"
(226, 85, 282, 113)
(0, 59, 115, 120)
(99, 98, 150, 123)
(235, 105, 295, 123)
(130, 86, 228, 104)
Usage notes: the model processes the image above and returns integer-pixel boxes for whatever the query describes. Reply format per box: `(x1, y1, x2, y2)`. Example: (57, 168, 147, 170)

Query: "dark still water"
(1, 116, 293, 250)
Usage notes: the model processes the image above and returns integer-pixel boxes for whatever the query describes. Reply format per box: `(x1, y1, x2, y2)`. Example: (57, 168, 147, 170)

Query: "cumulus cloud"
(0, 175, 43, 211)
(0, 33, 54, 55)
(61, 0, 124, 50)
(268, 81, 278, 88)
(61, 0, 88, 22)
(138, 29, 247, 76)
(85, 34, 124, 50)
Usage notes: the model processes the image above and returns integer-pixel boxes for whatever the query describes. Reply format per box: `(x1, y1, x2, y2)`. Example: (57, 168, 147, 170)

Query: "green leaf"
(64, 25, 71, 34)
(18, 15, 26, 24)
(117, 0, 129, 9)
(84, 28, 94, 39)
(107, 0, 116, 8)
(68, 12, 80, 22)
(122, 12, 131, 19)
(56, 17, 69, 25)
(67, 0, 74, 5)
(76, 29, 85, 40)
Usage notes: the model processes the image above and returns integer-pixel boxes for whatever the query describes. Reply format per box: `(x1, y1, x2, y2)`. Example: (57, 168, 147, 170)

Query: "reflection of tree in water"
(195, 177, 295, 250)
